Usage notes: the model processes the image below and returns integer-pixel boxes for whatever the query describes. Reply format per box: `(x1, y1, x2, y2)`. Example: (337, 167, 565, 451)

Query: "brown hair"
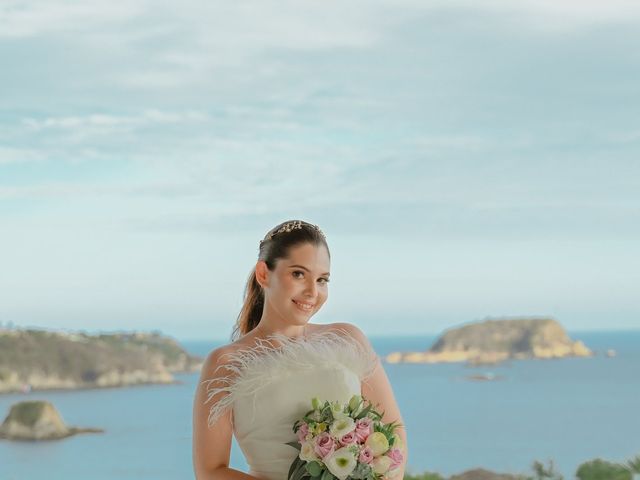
(231, 220, 330, 341)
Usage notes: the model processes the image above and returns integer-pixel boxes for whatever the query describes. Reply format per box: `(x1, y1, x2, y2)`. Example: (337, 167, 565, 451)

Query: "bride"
(192, 220, 408, 480)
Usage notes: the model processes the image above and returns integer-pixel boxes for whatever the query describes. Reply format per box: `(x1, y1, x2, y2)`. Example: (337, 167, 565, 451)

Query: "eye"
(292, 271, 330, 284)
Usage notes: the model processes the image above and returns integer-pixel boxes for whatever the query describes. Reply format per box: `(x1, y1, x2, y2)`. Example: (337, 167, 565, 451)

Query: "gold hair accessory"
(260, 220, 325, 246)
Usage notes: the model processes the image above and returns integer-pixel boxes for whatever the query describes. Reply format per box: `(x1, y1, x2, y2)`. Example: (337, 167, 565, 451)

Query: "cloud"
(0, 181, 200, 200)
(411, 135, 500, 153)
(22, 109, 208, 131)
(4, 0, 639, 41)
(474, 0, 640, 29)
(2, 1, 639, 233)
(0, 146, 47, 164)
(0, 0, 144, 38)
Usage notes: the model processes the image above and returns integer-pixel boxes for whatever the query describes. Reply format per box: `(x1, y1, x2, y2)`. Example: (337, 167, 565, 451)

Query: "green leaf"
(288, 457, 301, 480)
(321, 469, 335, 480)
(306, 461, 322, 477)
(355, 404, 372, 419)
(292, 461, 309, 480)
(286, 440, 302, 451)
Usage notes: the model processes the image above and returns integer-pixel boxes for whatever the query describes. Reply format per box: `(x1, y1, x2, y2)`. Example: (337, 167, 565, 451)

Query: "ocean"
(1, 330, 639, 479)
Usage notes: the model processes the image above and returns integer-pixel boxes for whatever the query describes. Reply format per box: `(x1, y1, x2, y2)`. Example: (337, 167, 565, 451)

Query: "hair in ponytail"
(231, 220, 329, 341)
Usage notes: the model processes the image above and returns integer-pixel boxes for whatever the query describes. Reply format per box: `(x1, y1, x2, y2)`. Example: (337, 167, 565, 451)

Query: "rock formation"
(386, 317, 593, 365)
(449, 468, 526, 480)
(0, 328, 203, 394)
(0, 400, 103, 441)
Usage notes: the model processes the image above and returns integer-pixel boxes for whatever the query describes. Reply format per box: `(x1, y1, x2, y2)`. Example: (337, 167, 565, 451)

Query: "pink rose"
(339, 431, 357, 446)
(313, 432, 336, 459)
(354, 417, 373, 443)
(297, 423, 309, 443)
(358, 446, 374, 464)
(387, 448, 404, 469)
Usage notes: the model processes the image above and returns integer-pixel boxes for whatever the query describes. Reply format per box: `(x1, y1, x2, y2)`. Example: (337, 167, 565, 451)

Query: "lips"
(292, 299, 315, 312)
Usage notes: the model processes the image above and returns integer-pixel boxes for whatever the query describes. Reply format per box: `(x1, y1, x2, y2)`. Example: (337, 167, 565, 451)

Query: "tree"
(528, 459, 564, 480)
(575, 458, 631, 480)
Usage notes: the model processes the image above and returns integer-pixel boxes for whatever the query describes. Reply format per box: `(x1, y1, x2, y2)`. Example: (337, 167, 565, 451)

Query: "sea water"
(0, 330, 638, 479)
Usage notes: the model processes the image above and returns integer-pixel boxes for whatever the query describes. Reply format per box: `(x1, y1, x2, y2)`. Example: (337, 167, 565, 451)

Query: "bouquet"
(286, 395, 404, 480)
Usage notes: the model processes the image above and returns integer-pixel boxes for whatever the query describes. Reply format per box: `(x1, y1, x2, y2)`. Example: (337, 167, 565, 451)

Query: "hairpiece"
(259, 220, 325, 247)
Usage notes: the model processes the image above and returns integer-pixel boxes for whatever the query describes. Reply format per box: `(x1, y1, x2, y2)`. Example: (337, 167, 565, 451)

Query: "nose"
(304, 279, 317, 298)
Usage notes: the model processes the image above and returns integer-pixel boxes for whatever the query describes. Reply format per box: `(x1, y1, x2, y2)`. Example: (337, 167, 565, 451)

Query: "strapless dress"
(201, 328, 380, 480)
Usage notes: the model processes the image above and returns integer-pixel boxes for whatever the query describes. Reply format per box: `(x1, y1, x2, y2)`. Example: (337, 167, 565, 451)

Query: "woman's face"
(258, 242, 330, 326)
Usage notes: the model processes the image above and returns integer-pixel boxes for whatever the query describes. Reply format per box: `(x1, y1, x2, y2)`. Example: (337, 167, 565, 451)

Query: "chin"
(291, 314, 311, 324)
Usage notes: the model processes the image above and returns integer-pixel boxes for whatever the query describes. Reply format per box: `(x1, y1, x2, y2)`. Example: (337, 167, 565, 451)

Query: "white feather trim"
(201, 327, 379, 428)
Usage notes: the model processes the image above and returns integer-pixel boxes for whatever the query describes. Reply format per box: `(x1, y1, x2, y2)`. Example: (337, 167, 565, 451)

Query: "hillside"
(0, 328, 203, 393)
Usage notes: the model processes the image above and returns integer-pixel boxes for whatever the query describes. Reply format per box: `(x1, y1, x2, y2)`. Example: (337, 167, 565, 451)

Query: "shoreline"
(0, 372, 202, 396)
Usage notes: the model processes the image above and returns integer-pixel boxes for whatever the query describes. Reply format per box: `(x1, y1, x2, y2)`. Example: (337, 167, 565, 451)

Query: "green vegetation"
(6, 401, 47, 427)
(527, 459, 564, 479)
(403, 453, 640, 480)
(0, 328, 202, 392)
(625, 455, 640, 474)
(575, 459, 631, 480)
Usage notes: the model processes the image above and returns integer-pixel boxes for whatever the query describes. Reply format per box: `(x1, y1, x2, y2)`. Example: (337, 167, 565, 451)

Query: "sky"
(1, 1, 639, 341)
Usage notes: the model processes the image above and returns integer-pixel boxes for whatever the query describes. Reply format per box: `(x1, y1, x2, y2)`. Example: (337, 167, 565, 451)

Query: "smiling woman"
(233, 219, 331, 341)
(192, 219, 408, 480)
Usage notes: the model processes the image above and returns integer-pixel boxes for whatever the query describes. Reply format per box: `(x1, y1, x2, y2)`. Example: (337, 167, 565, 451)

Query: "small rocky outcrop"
(465, 372, 505, 382)
(386, 317, 593, 366)
(449, 468, 526, 480)
(0, 400, 103, 441)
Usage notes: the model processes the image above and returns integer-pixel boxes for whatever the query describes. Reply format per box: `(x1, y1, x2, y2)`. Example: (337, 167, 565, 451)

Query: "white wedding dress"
(202, 328, 380, 480)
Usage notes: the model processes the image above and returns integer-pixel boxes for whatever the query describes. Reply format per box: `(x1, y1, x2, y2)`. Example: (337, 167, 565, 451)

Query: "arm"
(192, 347, 260, 480)
(335, 323, 409, 478)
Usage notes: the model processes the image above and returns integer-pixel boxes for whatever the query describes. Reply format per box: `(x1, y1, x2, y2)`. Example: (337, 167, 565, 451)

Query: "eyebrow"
(288, 264, 330, 276)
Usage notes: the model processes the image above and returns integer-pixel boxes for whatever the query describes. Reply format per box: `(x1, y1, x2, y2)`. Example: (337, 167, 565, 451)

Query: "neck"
(253, 321, 308, 339)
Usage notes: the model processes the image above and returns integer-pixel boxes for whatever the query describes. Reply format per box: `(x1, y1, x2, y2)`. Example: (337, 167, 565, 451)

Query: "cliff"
(386, 317, 593, 365)
(0, 400, 103, 441)
(0, 328, 203, 393)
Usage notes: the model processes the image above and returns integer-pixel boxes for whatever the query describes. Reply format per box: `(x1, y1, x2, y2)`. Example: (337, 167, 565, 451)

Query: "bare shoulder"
(204, 332, 261, 363)
(200, 343, 239, 378)
(322, 322, 372, 347)
(200, 332, 272, 376)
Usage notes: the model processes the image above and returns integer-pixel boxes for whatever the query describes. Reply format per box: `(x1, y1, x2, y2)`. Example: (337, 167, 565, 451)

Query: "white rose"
(372, 455, 393, 474)
(299, 440, 319, 462)
(364, 432, 389, 456)
(383, 466, 403, 479)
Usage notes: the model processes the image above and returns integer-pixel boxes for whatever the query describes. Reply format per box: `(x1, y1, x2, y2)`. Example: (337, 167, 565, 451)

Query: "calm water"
(1, 330, 639, 479)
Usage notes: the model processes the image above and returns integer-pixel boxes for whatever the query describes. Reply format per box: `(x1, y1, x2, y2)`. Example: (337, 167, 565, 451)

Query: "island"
(386, 317, 593, 366)
(0, 400, 103, 441)
(0, 328, 203, 394)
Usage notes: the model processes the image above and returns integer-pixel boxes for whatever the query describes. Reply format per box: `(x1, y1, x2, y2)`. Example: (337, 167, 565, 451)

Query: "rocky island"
(0, 328, 203, 394)
(386, 317, 593, 366)
(0, 400, 103, 441)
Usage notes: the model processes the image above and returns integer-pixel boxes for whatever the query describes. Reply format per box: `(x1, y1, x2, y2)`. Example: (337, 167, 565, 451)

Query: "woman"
(192, 220, 408, 480)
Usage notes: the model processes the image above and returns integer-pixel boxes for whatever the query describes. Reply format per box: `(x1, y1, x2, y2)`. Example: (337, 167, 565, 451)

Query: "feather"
(201, 327, 379, 428)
